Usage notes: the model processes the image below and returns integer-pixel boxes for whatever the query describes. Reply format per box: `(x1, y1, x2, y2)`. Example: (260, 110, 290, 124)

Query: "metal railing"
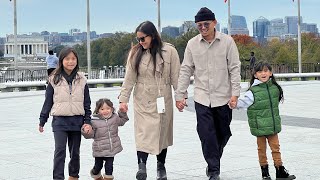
(240, 63, 320, 80)
(0, 66, 126, 83)
(1, 63, 320, 83)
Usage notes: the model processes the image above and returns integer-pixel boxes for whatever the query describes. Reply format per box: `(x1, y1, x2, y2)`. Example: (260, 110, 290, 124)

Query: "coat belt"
(136, 77, 171, 85)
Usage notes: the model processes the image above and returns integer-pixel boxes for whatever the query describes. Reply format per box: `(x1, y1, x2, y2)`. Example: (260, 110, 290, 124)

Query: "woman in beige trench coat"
(118, 21, 181, 180)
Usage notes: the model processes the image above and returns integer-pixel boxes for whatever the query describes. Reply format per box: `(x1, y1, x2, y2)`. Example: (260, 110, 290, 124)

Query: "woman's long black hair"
(129, 21, 163, 75)
(249, 61, 284, 102)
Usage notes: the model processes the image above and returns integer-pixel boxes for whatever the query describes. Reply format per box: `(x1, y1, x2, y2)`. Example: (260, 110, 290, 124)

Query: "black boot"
(156, 162, 167, 180)
(261, 165, 271, 180)
(275, 166, 296, 180)
(136, 163, 147, 180)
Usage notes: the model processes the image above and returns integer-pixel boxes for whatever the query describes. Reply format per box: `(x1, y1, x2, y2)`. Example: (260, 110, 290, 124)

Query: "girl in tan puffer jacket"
(82, 98, 129, 180)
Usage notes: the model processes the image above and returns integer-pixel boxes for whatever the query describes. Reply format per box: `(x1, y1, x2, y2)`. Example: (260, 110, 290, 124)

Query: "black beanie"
(195, 7, 215, 23)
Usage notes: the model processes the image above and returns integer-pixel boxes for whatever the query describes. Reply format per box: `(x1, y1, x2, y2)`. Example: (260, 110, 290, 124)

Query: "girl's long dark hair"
(129, 21, 163, 75)
(94, 98, 115, 114)
(52, 47, 79, 85)
(249, 61, 284, 102)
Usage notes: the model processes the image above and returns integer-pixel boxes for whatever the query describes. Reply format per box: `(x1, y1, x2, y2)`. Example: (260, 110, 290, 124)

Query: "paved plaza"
(0, 81, 319, 180)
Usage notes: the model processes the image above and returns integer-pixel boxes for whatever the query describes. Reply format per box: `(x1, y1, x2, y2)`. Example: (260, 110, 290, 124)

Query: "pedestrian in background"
(46, 50, 59, 76)
(246, 51, 256, 73)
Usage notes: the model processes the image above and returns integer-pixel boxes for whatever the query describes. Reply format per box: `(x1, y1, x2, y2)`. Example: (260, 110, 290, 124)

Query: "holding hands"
(176, 99, 187, 112)
(228, 96, 238, 109)
(119, 102, 128, 113)
(82, 124, 93, 134)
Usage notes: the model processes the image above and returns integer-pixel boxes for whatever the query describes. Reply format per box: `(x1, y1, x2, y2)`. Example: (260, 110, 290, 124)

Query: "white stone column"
(27, 44, 31, 54)
(4, 45, 7, 55)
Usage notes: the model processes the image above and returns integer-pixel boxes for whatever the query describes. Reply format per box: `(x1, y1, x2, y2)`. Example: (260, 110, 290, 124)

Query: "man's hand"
(119, 102, 128, 113)
(229, 96, 238, 109)
(175, 99, 187, 112)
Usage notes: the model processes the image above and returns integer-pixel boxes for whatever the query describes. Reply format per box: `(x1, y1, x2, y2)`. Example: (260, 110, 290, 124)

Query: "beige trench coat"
(119, 43, 180, 155)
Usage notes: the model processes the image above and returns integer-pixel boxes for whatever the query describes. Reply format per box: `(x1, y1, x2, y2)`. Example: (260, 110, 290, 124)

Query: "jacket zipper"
(106, 121, 113, 151)
(266, 84, 276, 132)
(69, 82, 72, 113)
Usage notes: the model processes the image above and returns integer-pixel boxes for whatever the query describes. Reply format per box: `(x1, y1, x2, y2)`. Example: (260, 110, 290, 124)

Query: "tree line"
(52, 29, 320, 68)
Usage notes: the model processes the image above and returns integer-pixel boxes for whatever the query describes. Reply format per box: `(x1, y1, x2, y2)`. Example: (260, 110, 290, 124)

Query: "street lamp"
(297, 0, 302, 73)
(10, 0, 18, 82)
(86, 0, 91, 79)
(153, 0, 161, 34)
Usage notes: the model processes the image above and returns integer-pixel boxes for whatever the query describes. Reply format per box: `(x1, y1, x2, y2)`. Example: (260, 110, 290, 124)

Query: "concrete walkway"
(0, 81, 319, 180)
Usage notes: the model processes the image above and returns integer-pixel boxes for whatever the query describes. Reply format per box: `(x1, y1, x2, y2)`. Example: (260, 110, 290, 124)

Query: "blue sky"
(0, 0, 319, 37)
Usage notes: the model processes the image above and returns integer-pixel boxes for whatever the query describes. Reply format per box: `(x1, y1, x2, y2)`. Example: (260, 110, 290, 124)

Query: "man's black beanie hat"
(195, 7, 215, 23)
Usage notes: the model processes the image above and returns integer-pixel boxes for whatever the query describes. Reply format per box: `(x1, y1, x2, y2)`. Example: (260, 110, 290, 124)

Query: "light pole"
(86, 0, 91, 79)
(227, 0, 231, 35)
(157, 0, 161, 35)
(11, 0, 18, 82)
(297, 0, 302, 73)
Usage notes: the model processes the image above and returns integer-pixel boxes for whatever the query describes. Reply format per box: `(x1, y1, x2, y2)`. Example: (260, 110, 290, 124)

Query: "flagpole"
(86, 0, 91, 79)
(228, 0, 231, 35)
(297, 0, 302, 73)
(157, 0, 161, 35)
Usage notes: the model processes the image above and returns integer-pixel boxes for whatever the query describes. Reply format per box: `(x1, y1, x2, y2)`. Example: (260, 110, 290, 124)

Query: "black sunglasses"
(197, 21, 213, 29)
(136, 35, 149, 43)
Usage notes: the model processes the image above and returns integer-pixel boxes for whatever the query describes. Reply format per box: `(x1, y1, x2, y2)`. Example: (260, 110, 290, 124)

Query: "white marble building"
(4, 34, 48, 60)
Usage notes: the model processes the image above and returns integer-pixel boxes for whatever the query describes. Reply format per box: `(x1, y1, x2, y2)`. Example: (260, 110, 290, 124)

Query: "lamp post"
(157, 0, 161, 35)
(11, 0, 18, 82)
(227, 0, 231, 35)
(297, 0, 302, 73)
(86, 0, 91, 79)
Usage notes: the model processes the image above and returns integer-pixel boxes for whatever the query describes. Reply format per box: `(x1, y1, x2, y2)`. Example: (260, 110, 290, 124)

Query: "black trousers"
(194, 102, 232, 176)
(137, 148, 167, 164)
(53, 131, 81, 180)
(92, 157, 114, 176)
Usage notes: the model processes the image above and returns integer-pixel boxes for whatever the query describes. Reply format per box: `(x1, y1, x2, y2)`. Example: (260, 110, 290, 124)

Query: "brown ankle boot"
(90, 169, 103, 180)
(103, 174, 114, 180)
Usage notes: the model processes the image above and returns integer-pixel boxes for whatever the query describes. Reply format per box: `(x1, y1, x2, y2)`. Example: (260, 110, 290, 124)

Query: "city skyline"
(0, 0, 319, 37)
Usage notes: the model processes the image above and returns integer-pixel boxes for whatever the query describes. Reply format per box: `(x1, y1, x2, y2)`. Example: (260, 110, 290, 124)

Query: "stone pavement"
(0, 81, 319, 180)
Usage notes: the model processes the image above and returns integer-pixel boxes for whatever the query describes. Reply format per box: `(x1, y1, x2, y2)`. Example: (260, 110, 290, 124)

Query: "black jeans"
(53, 131, 81, 180)
(92, 157, 114, 176)
(194, 102, 232, 176)
(137, 148, 167, 164)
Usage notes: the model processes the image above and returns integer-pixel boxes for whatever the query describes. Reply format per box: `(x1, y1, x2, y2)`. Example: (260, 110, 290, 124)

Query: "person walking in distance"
(46, 50, 59, 76)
